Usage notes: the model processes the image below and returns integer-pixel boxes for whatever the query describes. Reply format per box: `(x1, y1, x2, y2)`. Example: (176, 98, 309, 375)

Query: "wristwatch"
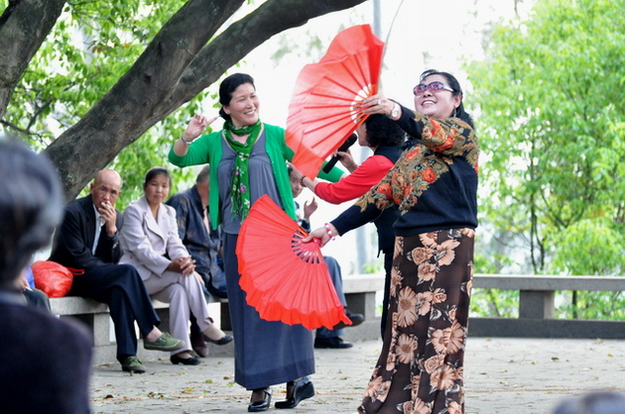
(388, 102, 399, 119)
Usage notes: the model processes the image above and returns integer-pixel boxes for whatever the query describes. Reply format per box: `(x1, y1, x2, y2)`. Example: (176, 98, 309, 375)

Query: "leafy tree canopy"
(466, 0, 625, 276)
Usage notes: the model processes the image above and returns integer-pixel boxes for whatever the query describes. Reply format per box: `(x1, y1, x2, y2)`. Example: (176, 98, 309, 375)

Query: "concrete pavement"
(89, 337, 625, 414)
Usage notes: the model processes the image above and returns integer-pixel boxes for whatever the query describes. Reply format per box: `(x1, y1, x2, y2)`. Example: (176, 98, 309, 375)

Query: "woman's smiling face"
(413, 74, 461, 119)
(223, 83, 260, 127)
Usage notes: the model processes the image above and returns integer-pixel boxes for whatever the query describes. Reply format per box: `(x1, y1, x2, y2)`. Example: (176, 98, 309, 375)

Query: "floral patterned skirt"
(358, 228, 475, 414)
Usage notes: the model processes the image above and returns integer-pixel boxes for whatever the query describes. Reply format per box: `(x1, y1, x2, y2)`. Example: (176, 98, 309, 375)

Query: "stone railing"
(470, 274, 625, 339)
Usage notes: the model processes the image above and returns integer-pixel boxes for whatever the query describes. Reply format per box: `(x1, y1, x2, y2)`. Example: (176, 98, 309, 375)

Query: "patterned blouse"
(333, 105, 478, 237)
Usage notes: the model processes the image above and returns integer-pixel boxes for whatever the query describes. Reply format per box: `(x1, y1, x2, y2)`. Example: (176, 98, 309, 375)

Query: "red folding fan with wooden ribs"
(236, 195, 350, 330)
(286, 24, 385, 180)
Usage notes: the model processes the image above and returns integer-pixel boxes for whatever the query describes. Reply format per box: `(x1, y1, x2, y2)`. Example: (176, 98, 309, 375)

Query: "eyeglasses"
(413, 81, 454, 96)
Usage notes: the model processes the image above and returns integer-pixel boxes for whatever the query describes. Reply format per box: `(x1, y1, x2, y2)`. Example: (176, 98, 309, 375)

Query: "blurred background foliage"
(466, 0, 625, 319)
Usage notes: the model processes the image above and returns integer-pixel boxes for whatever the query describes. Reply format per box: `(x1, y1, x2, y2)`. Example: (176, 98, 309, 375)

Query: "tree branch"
(43, 0, 367, 200)
(0, 0, 66, 119)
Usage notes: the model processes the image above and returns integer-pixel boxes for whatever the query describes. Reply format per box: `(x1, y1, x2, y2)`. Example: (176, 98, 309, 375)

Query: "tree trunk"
(0, 0, 66, 120)
(40, 0, 367, 200)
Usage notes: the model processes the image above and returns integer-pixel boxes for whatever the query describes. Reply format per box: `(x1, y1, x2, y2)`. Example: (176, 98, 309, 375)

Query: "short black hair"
(143, 167, 171, 190)
(363, 114, 406, 148)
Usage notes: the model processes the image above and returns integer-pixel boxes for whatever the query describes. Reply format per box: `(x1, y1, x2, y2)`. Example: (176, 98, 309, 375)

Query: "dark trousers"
(69, 264, 160, 361)
(379, 248, 394, 339)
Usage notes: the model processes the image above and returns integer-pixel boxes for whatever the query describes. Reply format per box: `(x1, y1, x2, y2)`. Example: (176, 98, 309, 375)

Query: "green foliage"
(362, 259, 383, 275)
(556, 291, 625, 320)
(469, 289, 518, 318)
(466, 0, 625, 277)
(4, 0, 215, 205)
(551, 218, 625, 276)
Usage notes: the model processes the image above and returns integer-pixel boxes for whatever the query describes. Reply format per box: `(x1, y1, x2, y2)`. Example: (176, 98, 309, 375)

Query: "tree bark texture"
(0, 0, 66, 120)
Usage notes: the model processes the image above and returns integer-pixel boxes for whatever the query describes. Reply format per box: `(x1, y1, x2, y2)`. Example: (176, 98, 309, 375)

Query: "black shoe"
(170, 353, 201, 365)
(204, 333, 234, 345)
(314, 336, 353, 349)
(333, 309, 365, 330)
(275, 377, 314, 409)
(203, 323, 234, 345)
(248, 388, 272, 412)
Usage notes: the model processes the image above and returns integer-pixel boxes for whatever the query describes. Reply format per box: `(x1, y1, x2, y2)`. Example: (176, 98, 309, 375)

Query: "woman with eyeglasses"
(304, 69, 478, 414)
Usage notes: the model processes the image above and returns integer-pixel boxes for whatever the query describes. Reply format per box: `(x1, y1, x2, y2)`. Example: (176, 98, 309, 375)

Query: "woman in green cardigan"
(169, 73, 342, 412)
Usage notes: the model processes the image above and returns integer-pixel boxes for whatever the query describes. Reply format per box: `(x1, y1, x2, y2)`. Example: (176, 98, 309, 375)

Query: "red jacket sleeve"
(313, 155, 396, 204)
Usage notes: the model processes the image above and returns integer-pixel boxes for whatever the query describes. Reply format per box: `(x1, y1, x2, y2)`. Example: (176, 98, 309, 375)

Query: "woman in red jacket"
(292, 114, 405, 337)
(298, 114, 404, 204)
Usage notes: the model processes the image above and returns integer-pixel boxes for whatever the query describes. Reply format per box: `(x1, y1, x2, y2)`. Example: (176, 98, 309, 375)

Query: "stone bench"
(470, 274, 625, 339)
(50, 296, 175, 365)
(49, 273, 385, 365)
(55, 272, 625, 365)
(216, 273, 384, 342)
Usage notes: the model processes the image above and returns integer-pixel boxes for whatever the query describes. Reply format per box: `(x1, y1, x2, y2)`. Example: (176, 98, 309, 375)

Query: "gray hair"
(195, 165, 210, 185)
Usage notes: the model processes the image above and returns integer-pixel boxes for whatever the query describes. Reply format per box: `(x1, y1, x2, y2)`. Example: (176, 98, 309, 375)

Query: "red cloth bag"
(31, 260, 78, 298)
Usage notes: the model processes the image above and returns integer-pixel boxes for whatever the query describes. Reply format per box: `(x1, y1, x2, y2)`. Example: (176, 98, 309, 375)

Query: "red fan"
(236, 195, 350, 330)
(286, 24, 385, 180)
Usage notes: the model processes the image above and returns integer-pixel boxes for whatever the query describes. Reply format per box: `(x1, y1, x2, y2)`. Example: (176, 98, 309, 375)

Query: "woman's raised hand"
(182, 114, 218, 142)
(303, 196, 318, 220)
(362, 93, 393, 116)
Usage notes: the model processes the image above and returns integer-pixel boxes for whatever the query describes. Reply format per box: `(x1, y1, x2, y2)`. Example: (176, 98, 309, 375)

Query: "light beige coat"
(120, 195, 213, 355)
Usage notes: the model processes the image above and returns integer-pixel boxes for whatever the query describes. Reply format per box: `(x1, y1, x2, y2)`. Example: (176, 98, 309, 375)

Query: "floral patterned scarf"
(223, 119, 263, 219)
(355, 116, 478, 214)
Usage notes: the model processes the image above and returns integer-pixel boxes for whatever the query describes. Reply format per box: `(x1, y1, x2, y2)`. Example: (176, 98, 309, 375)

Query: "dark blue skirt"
(223, 233, 315, 390)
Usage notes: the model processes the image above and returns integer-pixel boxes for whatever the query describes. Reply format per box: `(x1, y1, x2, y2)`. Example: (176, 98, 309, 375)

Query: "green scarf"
(223, 119, 263, 219)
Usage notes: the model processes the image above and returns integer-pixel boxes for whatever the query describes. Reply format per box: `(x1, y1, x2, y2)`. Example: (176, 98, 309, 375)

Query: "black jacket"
(49, 194, 123, 270)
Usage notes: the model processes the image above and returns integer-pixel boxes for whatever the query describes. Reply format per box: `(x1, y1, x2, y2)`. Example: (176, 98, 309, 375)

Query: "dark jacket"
(0, 292, 92, 413)
(49, 194, 123, 270)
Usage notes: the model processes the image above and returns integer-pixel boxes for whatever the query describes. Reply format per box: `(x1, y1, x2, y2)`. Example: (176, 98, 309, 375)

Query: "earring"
(453, 108, 458, 117)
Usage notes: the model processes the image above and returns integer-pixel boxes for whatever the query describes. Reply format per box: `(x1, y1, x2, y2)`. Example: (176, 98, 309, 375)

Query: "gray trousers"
(316, 255, 346, 339)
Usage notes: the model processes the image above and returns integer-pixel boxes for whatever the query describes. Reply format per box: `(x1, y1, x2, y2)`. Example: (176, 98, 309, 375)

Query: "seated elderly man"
(0, 139, 91, 413)
(48, 169, 185, 373)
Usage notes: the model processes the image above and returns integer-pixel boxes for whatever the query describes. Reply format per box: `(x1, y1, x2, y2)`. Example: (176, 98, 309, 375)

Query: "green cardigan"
(168, 123, 343, 230)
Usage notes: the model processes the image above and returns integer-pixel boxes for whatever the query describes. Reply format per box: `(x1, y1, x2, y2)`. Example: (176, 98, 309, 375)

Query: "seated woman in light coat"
(120, 167, 233, 365)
